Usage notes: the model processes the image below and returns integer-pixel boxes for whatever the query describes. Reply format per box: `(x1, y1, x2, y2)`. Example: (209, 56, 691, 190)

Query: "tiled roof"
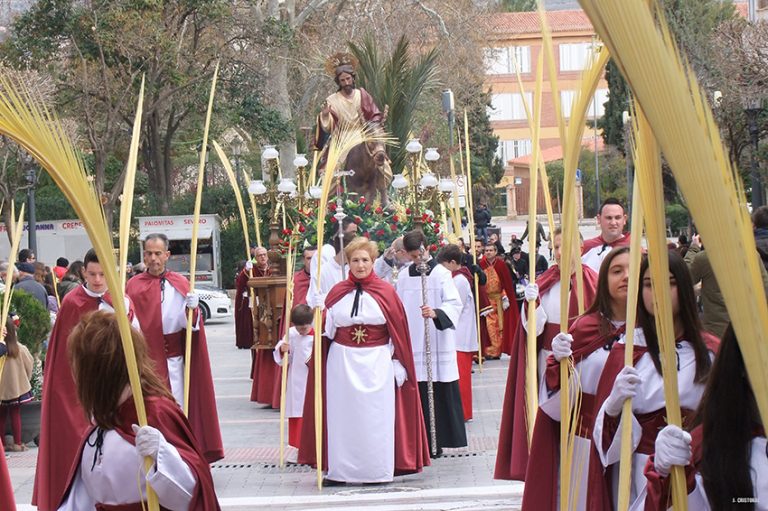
(486, 4, 748, 37)
(508, 136, 605, 166)
(485, 10, 594, 36)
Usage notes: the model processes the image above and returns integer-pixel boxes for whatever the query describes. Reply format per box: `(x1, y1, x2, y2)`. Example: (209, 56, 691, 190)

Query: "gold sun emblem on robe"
(352, 326, 368, 344)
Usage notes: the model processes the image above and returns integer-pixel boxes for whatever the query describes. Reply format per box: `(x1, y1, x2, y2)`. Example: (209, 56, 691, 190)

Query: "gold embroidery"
(352, 325, 368, 344)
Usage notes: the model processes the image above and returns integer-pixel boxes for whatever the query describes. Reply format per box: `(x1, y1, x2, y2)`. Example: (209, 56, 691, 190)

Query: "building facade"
(484, 9, 608, 219)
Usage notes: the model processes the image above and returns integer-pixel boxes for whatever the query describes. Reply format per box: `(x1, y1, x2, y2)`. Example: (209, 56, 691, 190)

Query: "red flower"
(298, 224, 306, 233)
(354, 216, 362, 224)
(405, 208, 412, 215)
(422, 213, 429, 221)
(430, 244, 437, 252)
(434, 226, 440, 234)
(330, 216, 338, 223)
(390, 224, 398, 232)
(363, 232, 370, 238)
(329, 202, 337, 212)
(282, 228, 292, 236)
(359, 196, 366, 204)
(374, 206, 382, 214)
(376, 229, 386, 237)
(392, 215, 400, 223)
(365, 204, 372, 212)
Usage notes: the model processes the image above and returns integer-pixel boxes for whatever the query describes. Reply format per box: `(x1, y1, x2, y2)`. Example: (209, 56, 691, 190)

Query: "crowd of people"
(0, 196, 765, 509)
(238, 196, 767, 510)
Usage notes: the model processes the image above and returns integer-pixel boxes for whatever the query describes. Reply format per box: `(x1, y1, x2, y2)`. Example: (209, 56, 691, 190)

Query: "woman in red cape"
(522, 247, 629, 510)
(588, 252, 719, 510)
(495, 228, 598, 481)
(297, 237, 429, 483)
(0, 342, 15, 510)
(637, 324, 766, 511)
(57, 310, 219, 510)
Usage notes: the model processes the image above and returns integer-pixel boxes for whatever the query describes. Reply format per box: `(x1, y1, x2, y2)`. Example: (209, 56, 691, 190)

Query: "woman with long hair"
(590, 251, 719, 509)
(636, 324, 766, 510)
(57, 310, 219, 510)
(522, 246, 630, 510)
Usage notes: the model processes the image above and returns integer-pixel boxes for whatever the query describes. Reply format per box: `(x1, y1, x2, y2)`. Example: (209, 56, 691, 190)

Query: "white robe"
(81, 285, 141, 331)
(539, 320, 625, 511)
(161, 284, 199, 406)
(373, 256, 411, 285)
(324, 290, 396, 483)
(58, 427, 196, 510)
(521, 280, 561, 404)
(451, 274, 479, 353)
(307, 257, 347, 309)
(593, 328, 713, 509)
(273, 327, 313, 417)
(396, 261, 462, 382)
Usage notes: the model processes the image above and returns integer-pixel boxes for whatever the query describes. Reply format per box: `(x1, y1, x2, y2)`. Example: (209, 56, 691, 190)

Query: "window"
(559, 42, 592, 72)
(496, 140, 533, 162)
(488, 93, 533, 121)
(484, 46, 532, 75)
(559, 88, 609, 119)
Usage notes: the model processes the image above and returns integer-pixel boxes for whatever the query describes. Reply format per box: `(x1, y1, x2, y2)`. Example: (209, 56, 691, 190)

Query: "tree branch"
(410, 0, 449, 38)
(294, 0, 332, 28)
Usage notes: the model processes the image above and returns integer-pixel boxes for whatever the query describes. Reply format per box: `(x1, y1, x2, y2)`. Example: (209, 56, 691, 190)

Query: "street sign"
(575, 168, 582, 183)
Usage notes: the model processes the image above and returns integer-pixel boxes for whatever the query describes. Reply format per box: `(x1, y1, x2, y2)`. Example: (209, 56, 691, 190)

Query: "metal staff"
(333, 169, 355, 279)
(418, 244, 438, 457)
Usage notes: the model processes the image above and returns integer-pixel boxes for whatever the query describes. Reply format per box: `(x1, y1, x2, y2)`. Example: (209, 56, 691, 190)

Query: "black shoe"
(429, 447, 443, 459)
(322, 478, 346, 487)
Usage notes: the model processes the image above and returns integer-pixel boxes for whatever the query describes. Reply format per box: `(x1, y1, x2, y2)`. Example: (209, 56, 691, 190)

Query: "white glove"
(502, 295, 510, 310)
(185, 292, 199, 310)
(524, 283, 539, 302)
(132, 424, 162, 461)
(393, 359, 407, 387)
(604, 366, 642, 417)
(654, 425, 692, 476)
(551, 332, 573, 362)
(245, 261, 253, 271)
(480, 308, 493, 317)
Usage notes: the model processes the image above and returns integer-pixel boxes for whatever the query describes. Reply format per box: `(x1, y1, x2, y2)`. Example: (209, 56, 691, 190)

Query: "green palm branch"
(350, 35, 439, 174)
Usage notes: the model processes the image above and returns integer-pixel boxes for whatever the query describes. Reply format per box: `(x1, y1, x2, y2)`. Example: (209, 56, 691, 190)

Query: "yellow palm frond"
(119, 76, 144, 290)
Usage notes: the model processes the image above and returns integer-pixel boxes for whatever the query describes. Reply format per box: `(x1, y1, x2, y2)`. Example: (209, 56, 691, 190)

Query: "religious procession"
(0, 0, 767, 510)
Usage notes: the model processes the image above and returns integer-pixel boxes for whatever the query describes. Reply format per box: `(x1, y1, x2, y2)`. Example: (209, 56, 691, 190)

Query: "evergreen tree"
(598, 59, 629, 152)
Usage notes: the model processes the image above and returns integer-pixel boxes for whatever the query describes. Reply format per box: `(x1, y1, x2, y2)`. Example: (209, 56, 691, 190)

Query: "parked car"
(196, 284, 233, 322)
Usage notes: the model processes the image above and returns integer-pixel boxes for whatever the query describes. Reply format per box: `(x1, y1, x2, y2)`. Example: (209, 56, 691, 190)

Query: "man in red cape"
(296, 271, 430, 477)
(582, 198, 631, 273)
(247, 246, 281, 407)
(33, 249, 139, 511)
(494, 247, 598, 481)
(126, 234, 223, 463)
(59, 395, 220, 510)
(479, 243, 518, 357)
(234, 248, 257, 350)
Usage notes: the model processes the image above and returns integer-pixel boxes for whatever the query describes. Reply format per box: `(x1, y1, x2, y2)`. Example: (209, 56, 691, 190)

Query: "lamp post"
(744, 98, 764, 208)
(622, 110, 632, 218)
(196, 143, 211, 186)
(442, 89, 455, 152)
(26, 164, 37, 254)
(230, 136, 243, 187)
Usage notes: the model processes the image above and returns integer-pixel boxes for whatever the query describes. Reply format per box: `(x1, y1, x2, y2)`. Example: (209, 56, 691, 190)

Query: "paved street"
(7, 218, 600, 510)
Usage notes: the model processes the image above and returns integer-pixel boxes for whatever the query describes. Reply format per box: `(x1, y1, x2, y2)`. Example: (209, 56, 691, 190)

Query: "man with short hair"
(479, 243, 518, 358)
(53, 257, 69, 280)
(581, 197, 631, 273)
(396, 230, 466, 457)
(33, 249, 140, 511)
(126, 233, 223, 463)
(18, 249, 35, 263)
(14, 261, 47, 307)
(374, 236, 411, 284)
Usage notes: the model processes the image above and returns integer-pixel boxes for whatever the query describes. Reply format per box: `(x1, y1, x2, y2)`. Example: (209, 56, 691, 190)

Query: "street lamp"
(196, 143, 211, 186)
(744, 97, 764, 208)
(442, 89, 455, 153)
(25, 162, 37, 255)
(230, 136, 243, 186)
(622, 110, 633, 217)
